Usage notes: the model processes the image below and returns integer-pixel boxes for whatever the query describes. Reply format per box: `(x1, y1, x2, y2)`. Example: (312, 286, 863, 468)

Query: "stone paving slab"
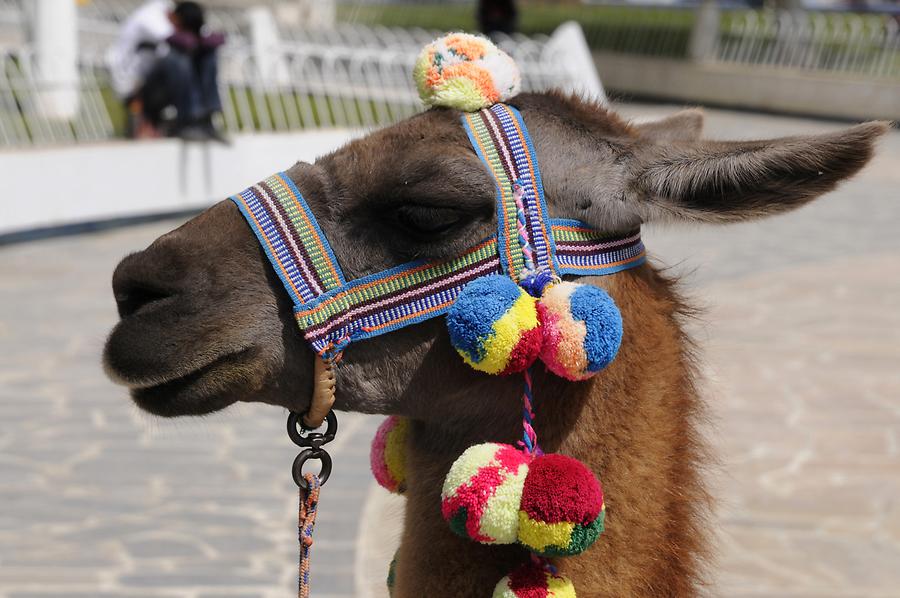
(1, 105, 898, 597)
(700, 253, 900, 597)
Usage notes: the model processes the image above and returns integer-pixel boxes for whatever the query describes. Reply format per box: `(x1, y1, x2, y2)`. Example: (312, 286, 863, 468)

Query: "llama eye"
(394, 204, 465, 239)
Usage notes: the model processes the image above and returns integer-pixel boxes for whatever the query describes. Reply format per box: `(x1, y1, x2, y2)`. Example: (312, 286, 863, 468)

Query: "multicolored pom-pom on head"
(492, 563, 577, 598)
(447, 275, 542, 375)
(370, 416, 409, 494)
(517, 453, 605, 557)
(538, 282, 623, 381)
(441, 442, 532, 544)
(414, 33, 521, 112)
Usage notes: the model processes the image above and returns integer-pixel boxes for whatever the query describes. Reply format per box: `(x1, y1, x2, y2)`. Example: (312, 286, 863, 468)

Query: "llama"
(103, 89, 885, 596)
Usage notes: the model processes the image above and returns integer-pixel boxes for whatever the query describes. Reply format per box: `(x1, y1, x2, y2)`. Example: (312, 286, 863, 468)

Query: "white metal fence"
(0, 53, 116, 146)
(717, 10, 900, 78)
(0, 2, 598, 147)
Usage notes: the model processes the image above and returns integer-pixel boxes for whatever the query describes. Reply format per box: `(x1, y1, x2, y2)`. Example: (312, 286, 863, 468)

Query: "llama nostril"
(114, 283, 171, 318)
(112, 251, 178, 318)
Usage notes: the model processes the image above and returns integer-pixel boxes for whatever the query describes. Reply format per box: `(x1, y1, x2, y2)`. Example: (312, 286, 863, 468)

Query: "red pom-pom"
(520, 454, 603, 525)
(517, 453, 605, 556)
(502, 324, 543, 375)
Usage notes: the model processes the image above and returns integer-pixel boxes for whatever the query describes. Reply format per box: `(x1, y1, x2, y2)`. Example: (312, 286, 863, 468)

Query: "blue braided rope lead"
(298, 473, 321, 598)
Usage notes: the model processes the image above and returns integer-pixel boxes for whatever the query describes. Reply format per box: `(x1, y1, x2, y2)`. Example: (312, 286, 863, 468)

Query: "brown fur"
(103, 92, 886, 596)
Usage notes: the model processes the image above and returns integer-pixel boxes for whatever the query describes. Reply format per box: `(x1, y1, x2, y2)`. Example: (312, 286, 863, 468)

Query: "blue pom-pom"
(447, 275, 521, 364)
(569, 284, 622, 373)
(538, 282, 622, 380)
(447, 275, 542, 375)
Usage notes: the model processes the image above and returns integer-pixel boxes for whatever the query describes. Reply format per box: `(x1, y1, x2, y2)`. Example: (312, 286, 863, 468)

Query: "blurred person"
(478, 0, 518, 37)
(107, 1, 226, 141)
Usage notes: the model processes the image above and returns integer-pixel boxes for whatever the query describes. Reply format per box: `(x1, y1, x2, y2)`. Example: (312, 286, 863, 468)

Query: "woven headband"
(230, 104, 646, 359)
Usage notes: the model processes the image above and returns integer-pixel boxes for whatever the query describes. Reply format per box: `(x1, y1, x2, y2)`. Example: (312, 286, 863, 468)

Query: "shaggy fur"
(103, 91, 886, 596)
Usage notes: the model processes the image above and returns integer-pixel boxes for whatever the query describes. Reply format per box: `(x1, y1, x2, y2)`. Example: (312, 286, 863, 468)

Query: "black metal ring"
(287, 409, 338, 448)
(292, 448, 332, 490)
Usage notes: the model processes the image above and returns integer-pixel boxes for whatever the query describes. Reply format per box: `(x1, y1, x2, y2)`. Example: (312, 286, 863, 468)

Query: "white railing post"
(247, 5, 288, 87)
(689, 0, 720, 62)
(28, 0, 79, 120)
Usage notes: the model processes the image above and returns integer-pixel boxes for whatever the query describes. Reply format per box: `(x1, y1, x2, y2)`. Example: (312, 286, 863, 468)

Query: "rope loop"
(292, 448, 333, 489)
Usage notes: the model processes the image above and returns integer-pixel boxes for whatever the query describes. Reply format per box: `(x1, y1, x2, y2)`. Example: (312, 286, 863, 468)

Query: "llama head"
(103, 92, 886, 420)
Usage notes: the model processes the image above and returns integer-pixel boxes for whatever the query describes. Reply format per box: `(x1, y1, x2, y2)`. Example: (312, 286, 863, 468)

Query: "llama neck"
(393, 266, 709, 597)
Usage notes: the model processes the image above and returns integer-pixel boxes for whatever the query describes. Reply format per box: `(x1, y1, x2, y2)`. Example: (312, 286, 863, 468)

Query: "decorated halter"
(231, 33, 646, 598)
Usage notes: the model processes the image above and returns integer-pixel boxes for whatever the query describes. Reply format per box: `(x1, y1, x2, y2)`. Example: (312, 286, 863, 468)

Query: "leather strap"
(303, 355, 336, 429)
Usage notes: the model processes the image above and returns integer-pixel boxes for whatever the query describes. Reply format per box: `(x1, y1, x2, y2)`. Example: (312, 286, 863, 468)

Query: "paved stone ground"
(1, 105, 898, 598)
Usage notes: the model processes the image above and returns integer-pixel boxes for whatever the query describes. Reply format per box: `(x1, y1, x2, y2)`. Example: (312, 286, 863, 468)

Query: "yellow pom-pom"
(414, 33, 521, 111)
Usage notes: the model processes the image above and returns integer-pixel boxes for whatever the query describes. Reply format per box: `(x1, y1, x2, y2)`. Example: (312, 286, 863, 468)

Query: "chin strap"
(289, 354, 339, 597)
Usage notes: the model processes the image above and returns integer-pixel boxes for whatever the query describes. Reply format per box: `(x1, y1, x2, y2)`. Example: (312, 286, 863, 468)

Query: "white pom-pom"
(413, 33, 521, 112)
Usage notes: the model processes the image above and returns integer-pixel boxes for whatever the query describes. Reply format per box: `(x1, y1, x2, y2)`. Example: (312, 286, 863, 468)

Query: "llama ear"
(631, 122, 889, 223)
(632, 109, 704, 142)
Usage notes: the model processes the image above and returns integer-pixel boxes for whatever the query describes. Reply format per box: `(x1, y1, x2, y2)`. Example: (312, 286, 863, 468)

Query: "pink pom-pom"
(370, 416, 409, 494)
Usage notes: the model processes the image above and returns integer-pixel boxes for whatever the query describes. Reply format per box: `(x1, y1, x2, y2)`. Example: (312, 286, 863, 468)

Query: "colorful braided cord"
(463, 104, 556, 277)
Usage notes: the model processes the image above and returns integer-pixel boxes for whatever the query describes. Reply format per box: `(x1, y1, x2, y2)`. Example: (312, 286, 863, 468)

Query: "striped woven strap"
(463, 103, 556, 278)
(553, 221, 645, 276)
(230, 106, 646, 359)
(231, 173, 345, 305)
(290, 226, 643, 357)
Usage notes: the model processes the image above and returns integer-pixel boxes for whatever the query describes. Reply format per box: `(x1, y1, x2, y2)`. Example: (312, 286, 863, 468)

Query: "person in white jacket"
(106, 0, 225, 140)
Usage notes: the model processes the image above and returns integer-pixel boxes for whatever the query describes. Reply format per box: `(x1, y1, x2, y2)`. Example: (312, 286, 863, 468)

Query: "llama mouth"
(113, 348, 258, 417)
(112, 348, 248, 390)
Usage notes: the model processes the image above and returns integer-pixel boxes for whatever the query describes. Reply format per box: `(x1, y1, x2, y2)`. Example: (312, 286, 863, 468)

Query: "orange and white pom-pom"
(413, 33, 521, 112)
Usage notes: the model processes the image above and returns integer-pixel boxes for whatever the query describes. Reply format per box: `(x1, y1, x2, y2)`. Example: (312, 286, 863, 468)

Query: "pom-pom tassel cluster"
(441, 266, 622, 595)
(441, 445, 605, 556)
(447, 274, 623, 381)
(376, 267, 620, 595)
(377, 270, 621, 595)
